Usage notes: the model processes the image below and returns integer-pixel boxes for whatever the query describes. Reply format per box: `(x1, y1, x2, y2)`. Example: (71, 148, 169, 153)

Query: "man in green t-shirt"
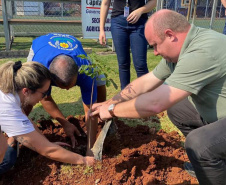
(91, 9, 226, 184)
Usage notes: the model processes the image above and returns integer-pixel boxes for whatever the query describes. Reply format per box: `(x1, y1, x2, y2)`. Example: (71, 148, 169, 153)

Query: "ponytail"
(0, 61, 51, 94)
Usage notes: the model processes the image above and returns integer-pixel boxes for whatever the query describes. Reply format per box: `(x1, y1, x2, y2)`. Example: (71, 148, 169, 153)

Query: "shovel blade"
(91, 119, 113, 160)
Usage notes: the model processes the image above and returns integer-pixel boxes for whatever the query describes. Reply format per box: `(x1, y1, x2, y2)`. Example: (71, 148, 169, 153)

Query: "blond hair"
(0, 61, 51, 94)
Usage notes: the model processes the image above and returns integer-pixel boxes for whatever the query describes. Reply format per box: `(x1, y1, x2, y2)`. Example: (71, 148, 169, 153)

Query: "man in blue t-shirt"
(27, 33, 106, 156)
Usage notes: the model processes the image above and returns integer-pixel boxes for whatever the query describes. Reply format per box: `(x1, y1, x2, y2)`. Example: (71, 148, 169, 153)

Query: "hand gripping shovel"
(91, 119, 113, 160)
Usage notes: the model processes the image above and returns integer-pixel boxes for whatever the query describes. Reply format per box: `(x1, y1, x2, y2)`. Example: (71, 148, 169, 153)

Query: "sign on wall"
(81, 0, 113, 39)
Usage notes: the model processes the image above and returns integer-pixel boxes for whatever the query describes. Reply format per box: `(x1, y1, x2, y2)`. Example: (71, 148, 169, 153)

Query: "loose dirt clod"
(2, 115, 198, 185)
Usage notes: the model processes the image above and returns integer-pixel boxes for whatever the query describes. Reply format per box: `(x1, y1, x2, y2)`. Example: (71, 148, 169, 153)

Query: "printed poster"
(82, 0, 113, 38)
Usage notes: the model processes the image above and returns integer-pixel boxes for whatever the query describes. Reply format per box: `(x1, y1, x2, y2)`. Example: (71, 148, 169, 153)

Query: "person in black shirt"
(99, 0, 156, 90)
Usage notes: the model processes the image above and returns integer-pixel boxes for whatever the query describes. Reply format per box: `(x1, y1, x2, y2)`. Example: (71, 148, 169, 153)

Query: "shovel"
(91, 119, 113, 160)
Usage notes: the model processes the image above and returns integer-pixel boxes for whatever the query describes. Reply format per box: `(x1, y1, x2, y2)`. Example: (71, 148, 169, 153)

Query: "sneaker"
(183, 162, 197, 178)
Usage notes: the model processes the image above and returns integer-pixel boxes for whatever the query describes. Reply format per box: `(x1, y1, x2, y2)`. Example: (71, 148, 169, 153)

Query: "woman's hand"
(83, 156, 95, 166)
(127, 9, 142, 24)
(99, 30, 107, 45)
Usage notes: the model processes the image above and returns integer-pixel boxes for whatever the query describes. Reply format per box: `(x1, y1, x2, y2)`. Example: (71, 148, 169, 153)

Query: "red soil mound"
(2, 116, 198, 185)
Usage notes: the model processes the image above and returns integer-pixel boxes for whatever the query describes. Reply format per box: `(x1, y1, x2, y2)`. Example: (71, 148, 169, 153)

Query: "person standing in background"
(99, 0, 156, 90)
(221, 0, 226, 34)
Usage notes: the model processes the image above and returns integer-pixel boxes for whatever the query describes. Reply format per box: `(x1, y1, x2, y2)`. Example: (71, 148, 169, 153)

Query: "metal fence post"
(111, 40, 115, 52)
(156, 0, 162, 11)
(210, 0, 218, 29)
(192, 0, 198, 24)
(220, 2, 223, 18)
(2, 0, 11, 50)
(205, 0, 209, 18)
(60, 2, 63, 17)
(6, 0, 14, 39)
(186, 0, 192, 21)
(190, 0, 194, 20)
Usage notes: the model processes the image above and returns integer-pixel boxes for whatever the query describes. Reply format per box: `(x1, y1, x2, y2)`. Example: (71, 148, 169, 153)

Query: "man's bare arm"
(109, 72, 164, 104)
(92, 84, 191, 120)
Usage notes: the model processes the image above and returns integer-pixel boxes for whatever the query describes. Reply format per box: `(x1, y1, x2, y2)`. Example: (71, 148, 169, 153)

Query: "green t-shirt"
(153, 25, 226, 123)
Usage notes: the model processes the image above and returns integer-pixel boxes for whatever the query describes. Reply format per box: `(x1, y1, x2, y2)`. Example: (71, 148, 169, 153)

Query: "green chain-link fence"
(159, 0, 225, 33)
(0, 0, 225, 50)
(0, 0, 82, 37)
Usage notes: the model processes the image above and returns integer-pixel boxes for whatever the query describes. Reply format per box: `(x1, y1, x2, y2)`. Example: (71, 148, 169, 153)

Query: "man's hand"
(91, 102, 104, 111)
(62, 121, 81, 148)
(89, 102, 103, 119)
(90, 103, 112, 120)
(40, 96, 81, 148)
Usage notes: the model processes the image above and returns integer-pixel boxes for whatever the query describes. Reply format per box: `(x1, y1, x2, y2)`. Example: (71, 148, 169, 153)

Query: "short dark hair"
(49, 55, 78, 87)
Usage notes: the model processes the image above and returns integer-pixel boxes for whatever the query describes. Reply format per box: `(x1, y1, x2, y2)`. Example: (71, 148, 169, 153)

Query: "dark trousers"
(111, 15, 149, 90)
(168, 98, 226, 185)
(0, 146, 17, 175)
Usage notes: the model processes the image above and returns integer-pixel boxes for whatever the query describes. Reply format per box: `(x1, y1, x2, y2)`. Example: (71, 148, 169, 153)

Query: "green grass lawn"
(0, 37, 179, 134)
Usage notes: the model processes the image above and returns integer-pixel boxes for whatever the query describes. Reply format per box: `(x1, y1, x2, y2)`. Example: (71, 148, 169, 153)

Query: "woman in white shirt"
(0, 61, 94, 175)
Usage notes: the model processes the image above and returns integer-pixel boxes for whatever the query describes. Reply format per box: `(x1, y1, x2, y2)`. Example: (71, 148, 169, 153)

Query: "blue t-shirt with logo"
(31, 33, 97, 105)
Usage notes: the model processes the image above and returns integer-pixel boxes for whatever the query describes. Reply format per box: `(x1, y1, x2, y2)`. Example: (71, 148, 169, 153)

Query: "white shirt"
(0, 90, 34, 137)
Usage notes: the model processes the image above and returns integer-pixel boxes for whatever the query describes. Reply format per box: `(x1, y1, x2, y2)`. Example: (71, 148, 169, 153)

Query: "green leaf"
(77, 54, 87, 59)
(109, 79, 118, 89)
(106, 80, 110, 87)
(77, 52, 118, 89)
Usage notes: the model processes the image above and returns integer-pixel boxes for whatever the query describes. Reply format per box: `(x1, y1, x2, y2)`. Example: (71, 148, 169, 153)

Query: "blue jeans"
(111, 15, 149, 90)
(168, 98, 226, 185)
(223, 18, 226, 35)
(0, 146, 17, 175)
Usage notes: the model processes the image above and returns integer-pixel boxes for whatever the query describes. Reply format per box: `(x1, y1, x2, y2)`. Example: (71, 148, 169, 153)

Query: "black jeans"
(168, 98, 226, 185)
